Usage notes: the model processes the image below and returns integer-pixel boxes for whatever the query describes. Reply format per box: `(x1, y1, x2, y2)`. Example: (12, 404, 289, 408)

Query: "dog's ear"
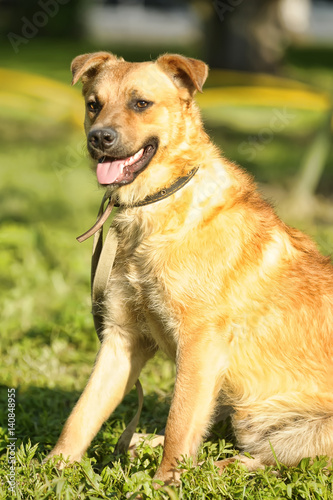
(156, 54, 208, 95)
(71, 52, 124, 86)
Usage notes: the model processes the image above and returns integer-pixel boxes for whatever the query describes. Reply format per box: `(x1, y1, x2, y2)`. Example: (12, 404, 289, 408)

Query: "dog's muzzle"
(87, 134, 159, 186)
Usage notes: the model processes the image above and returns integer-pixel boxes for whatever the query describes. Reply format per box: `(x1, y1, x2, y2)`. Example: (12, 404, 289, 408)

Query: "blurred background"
(0, 0, 333, 432)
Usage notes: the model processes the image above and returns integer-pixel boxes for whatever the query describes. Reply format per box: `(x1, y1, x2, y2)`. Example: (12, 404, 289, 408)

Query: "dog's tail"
(233, 392, 333, 466)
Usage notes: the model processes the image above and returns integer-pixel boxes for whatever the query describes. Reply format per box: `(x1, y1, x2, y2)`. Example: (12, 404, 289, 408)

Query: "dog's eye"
(135, 100, 151, 110)
(137, 100, 148, 108)
(87, 101, 99, 112)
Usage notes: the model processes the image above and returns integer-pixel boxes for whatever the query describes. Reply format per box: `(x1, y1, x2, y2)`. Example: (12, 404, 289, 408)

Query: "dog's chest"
(114, 222, 181, 358)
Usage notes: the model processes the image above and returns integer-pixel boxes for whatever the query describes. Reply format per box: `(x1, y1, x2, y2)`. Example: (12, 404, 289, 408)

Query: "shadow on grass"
(0, 383, 171, 458)
(1, 381, 235, 466)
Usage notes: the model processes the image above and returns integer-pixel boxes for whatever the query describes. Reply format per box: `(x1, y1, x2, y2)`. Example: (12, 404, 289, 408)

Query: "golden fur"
(48, 52, 333, 484)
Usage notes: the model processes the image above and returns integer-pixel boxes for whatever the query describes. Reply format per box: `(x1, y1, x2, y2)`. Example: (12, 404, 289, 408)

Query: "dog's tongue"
(96, 159, 124, 185)
(96, 148, 144, 185)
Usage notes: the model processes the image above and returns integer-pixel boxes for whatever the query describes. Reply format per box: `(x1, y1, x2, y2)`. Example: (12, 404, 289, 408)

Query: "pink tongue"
(96, 148, 145, 185)
(96, 159, 124, 185)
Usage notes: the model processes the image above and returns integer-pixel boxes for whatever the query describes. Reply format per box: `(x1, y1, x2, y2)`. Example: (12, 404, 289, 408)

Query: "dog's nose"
(88, 128, 118, 150)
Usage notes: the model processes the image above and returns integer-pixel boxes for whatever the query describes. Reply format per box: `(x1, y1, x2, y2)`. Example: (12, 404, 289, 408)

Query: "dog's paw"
(153, 466, 181, 488)
(214, 454, 265, 473)
(42, 454, 67, 470)
(43, 449, 80, 469)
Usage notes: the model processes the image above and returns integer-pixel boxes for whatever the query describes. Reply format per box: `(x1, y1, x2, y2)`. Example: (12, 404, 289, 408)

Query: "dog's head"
(71, 52, 208, 204)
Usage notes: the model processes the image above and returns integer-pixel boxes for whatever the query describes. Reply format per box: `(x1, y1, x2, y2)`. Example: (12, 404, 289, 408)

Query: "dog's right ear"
(71, 52, 123, 86)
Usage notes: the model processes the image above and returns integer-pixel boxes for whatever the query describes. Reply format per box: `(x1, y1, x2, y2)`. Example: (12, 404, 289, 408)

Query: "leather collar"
(114, 166, 198, 208)
(77, 166, 199, 243)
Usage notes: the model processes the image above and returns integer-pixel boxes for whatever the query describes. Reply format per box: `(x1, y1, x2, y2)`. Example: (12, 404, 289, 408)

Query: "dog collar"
(77, 166, 199, 242)
(114, 166, 198, 208)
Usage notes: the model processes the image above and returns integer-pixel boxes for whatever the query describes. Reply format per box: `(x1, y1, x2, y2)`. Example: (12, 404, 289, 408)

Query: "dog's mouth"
(96, 141, 158, 186)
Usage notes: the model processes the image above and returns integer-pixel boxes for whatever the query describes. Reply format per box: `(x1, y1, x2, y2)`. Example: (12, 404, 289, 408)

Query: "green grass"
(0, 41, 333, 498)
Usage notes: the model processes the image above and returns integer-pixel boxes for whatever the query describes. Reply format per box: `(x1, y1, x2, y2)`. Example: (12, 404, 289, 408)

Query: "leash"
(76, 166, 199, 453)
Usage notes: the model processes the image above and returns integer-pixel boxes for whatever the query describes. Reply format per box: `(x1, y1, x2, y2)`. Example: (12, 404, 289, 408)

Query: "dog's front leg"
(154, 335, 227, 485)
(47, 329, 153, 465)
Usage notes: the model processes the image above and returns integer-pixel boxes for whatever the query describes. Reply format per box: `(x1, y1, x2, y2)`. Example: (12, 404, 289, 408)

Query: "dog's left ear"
(156, 54, 208, 95)
(71, 52, 124, 86)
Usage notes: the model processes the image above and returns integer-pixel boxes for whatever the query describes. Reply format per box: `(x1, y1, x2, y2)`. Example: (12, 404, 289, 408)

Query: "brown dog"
(48, 52, 333, 484)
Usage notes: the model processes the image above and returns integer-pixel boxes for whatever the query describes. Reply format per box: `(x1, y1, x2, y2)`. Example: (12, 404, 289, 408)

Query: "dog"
(47, 52, 333, 485)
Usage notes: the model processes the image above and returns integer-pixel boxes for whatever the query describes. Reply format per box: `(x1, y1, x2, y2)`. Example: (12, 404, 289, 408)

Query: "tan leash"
(77, 194, 144, 454)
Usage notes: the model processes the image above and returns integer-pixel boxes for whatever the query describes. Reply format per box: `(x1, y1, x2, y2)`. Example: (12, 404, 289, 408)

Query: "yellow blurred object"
(198, 69, 331, 113)
(0, 68, 83, 128)
(197, 86, 330, 112)
(197, 86, 330, 111)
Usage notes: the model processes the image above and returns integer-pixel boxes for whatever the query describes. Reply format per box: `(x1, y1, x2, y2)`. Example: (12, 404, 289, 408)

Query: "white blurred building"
(82, 0, 203, 45)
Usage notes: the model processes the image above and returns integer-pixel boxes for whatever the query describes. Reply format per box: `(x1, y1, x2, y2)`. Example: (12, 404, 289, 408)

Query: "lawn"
(0, 40, 332, 499)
